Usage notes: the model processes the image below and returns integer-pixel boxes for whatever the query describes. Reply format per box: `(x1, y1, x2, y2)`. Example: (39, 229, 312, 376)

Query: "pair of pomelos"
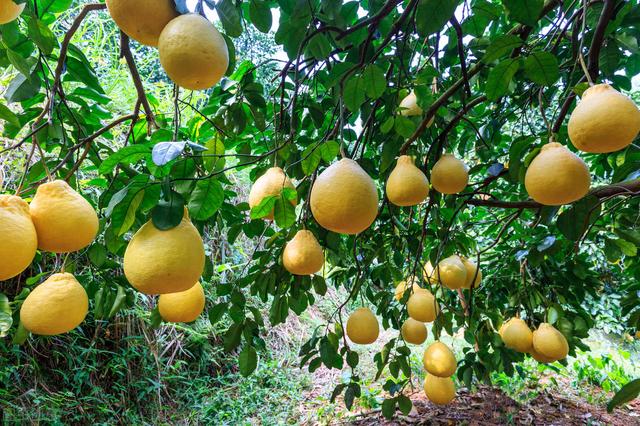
(106, 0, 228, 90)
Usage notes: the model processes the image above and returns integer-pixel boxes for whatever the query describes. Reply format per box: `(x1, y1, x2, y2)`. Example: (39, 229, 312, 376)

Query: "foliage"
(1, 0, 640, 418)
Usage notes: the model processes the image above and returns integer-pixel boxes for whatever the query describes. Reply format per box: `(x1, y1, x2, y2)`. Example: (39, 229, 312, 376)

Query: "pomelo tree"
(1, 0, 639, 416)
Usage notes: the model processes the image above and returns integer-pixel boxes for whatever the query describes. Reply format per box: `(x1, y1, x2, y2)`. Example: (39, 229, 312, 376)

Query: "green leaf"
(105, 175, 153, 235)
(239, 345, 259, 377)
(209, 302, 228, 324)
(12, 322, 29, 345)
(4, 72, 41, 104)
(99, 145, 151, 174)
(312, 275, 327, 296)
(0, 102, 20, 127)
(307, 33, 332, 59)
(0, 294, 12, 338)
(381, 398, 396, 419)
(274, 194, 296, 228)
(6, 49, 31, 77)
(224, 323, 244, 351)
(416, 0, 460, 36)
(152, 190, 185, 230)
(217, 0, 243, 37)
(250, 195, 277, 219)
(27, 18, 56, 55)
(320, 141, 340, 162)
(397, 395, 412, 415)
(119, 190, 145, 236)
(302, 145, 322, 176)
(524, 52, 560, 86)
(614, 238, 637, 257)
(503, 0, 544, 27)
(362, 64, 386, 99)
(556, 196, 601, 241)
(188, 178, 224, 221)
(343, 74, 366, 112)
(88, 244, 107, 267)
(483, 35, 524, 63)
(249, 0, 272, 33)
(486, 58, 520, 101)
(607, 379, 640, 412)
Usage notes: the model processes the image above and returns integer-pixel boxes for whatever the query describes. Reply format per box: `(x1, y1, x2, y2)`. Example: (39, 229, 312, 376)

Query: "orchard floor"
(346, 386, 639, 425)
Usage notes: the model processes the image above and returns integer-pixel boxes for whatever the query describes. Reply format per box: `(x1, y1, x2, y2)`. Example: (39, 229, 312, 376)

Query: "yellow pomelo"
(283, 230, 324, 275)
(20, 273, 88, 335)
(0, 0, 24, 25)
(401, 318, 427, 345)
(399, 91, 422, 117)
(248, 167, 296, 220)
(0, 195, 37, 281)
(568, 84, 640, 153)
(346, 307, 379, 345)
(394, 278, 423, 301)
(460, 256, 482, 289)
(423, 261, 438, 284)
(524, 143, 591, 206)
(310, 158, 379, 235)
(532, 323, 569, 362)
(30, 180, 99, 253)
(436, 255, 467, 290)
(124, 211, 205, 294)
(430, 154, 468, 194)
(106, 0, 177, 47)
(423, 341, 457, 377)
(501, 317, 533, 353)
(423, 374, 456, 405)
(529, 346, 555, 363)
(386, 155, 429, 207)
(158, 282, 205, 323)
(407, 289, 439, 323)
(159, 14, 229, 90)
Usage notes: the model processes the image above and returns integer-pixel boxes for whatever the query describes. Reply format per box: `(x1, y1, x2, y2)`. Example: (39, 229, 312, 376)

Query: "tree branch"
(120, 32, 157, 129)
(466, 179, 640, 209)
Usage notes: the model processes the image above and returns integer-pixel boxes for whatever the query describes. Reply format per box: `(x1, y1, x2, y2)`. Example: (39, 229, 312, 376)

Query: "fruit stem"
(578, 53, 594, 86)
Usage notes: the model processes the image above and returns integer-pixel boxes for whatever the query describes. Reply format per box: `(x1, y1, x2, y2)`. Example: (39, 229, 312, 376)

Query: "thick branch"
(120, 33, 157, 128)
(552, 0, 616, 132)
(466, 179, 640, 209)
(49, 3, 106, 110)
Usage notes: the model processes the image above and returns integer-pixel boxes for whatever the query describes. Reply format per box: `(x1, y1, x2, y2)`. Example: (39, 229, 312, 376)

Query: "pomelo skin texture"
(401, 318, 428, 345)
(20, 273, 89, 335)
(436, 255, 467, 290)
(394, 278, 424, 301)
(248, 167, 296, 220)
(430, 154, 468, 194)
(106, 0, 178, 46)
(159, 14, 229, 90)
(0, 0, 25, 25)
(407, 289, 439, 323)
(423, 341, 457, 377)
(533, 323, 569, 361)
(399, 91, 435, 126)
(310, 158, 379, 235)
(399, 91, 422, 117)
(424, 374, 456, 405)
(386, 155, 429, 206)
(30, 180, 99, 253)
(282, 230, 324, 275)
(346, 307, 379, 344)
(460, 256, 482, 289)
(501, 317, 533, 353)
(124, 212, 205, 294)
(568, 84, 640, 153)
(0, 195, 37, 280)
(524, 142, 591, 206)
(158, 282, 205, 323)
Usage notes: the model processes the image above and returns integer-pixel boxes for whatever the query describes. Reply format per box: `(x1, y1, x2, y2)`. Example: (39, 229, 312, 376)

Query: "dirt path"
(348, 386, 639, 426)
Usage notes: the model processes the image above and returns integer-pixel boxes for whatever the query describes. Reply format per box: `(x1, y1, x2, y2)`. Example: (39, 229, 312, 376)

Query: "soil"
(348, 386, 640, 426)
